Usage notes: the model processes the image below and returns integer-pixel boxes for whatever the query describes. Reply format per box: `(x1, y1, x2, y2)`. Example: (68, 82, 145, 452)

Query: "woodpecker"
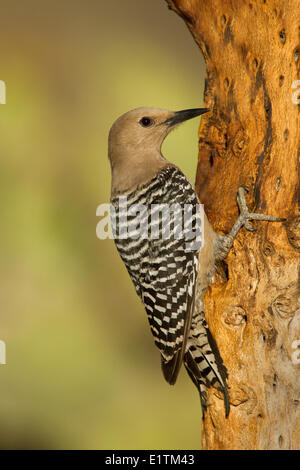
(108, 107, 284, 418)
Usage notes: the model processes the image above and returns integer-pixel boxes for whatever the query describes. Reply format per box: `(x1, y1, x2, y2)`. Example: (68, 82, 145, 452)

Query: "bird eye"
(139, 116, 154, 127)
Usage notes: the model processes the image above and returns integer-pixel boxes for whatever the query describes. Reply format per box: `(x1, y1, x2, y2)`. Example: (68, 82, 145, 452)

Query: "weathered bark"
(166, 0, 300, 450)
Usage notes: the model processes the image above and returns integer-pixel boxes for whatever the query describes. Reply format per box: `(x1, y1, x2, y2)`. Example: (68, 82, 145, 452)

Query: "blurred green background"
(0, 0, 206, 449)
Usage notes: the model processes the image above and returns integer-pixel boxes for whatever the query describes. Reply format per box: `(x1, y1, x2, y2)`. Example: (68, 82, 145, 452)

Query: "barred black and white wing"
(111, 166, 201, 385)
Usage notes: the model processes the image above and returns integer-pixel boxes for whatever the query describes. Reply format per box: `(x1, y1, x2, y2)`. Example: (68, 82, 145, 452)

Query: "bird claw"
(244, 219, 256, 232)
(245, 221, 256, 232)
(237, 186, 250, 219)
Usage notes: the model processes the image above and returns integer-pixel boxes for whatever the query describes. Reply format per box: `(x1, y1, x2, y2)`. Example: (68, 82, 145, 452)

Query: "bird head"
(109, 107, 209, 159)
(108, 107, 209, 194)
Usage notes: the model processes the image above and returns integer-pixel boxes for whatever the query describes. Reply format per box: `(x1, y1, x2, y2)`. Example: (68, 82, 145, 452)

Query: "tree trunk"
(166, 0, 300, 450)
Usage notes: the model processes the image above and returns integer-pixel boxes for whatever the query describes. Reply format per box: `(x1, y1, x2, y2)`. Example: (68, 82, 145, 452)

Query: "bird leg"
(215, 186, 285, 261)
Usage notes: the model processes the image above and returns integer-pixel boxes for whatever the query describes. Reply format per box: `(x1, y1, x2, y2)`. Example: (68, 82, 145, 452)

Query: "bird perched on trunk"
(108, 106, 284, 417)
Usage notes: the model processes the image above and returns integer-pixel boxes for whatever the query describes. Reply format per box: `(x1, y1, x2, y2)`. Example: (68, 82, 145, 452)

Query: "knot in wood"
(284, 217, 300, 252)
(230, 384, 257, 414)
(272, 284, 300, 319)
(263, 241, 275, 257)
(232, 128, 248, 157)
(223, 306, 247, 328)
(272, 295, 295, 319)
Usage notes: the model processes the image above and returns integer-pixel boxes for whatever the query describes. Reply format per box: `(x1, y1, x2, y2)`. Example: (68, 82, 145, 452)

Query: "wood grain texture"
(166, 0, 300, 450)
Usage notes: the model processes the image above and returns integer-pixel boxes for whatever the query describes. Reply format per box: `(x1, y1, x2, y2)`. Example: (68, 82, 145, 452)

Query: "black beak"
(164, 107, 210, 126)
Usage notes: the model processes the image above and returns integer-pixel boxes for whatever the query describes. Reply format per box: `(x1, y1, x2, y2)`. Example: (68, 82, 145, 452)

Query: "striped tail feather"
(184, 315, 230, 418)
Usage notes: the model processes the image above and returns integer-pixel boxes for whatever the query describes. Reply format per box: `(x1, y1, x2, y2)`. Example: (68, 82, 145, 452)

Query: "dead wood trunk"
(166, 0, 300, 450)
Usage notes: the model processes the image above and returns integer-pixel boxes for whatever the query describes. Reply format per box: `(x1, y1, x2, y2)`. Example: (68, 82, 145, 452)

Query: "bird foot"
(215, 186, 285, 261)
(236, 185, 285, 231)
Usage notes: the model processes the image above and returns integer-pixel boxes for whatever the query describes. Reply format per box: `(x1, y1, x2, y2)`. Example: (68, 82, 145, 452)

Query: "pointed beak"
(164, 107, 210, 126)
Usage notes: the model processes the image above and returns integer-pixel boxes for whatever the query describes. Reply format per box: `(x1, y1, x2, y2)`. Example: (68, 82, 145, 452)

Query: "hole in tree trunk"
(279, 29, 286, 44)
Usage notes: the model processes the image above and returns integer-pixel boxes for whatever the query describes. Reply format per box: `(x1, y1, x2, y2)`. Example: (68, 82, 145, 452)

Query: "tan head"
(108, 107, 209, 195)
